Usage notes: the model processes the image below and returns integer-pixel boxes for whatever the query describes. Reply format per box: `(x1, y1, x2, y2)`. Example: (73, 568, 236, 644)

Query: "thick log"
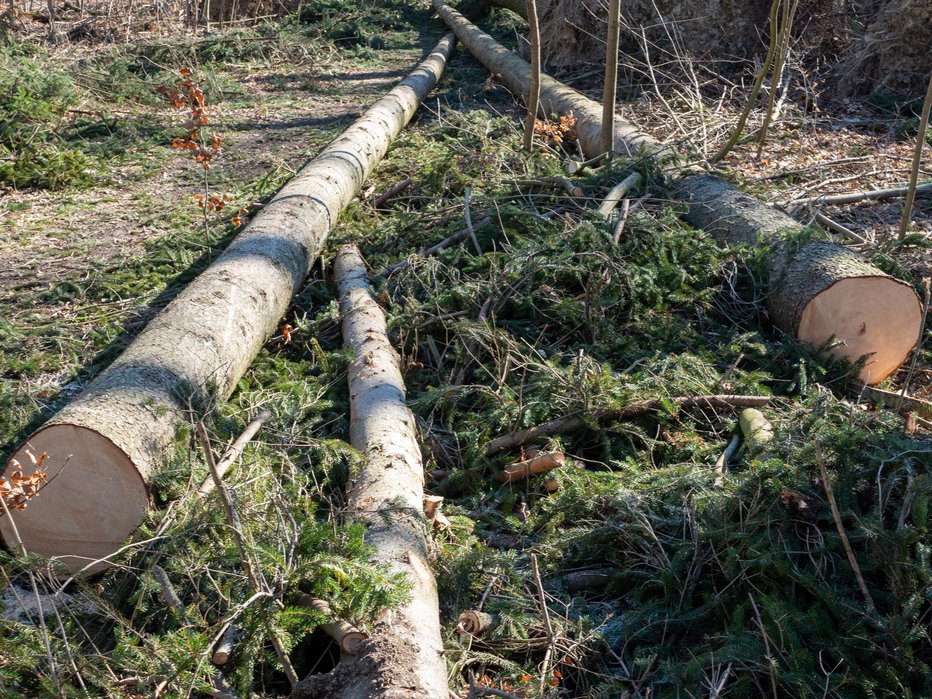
(0, 35, 456, 573)
(677, 176, 922, 383)
(431, 1, 921, 384)
(290, 245, 448, 698)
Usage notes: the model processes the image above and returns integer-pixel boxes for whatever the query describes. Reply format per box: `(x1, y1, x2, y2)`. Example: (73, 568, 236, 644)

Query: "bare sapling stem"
(523, 0, 541, 150)
(756, 0, 799, 157)
(601, 0, 622, 156)
(898, 71, 932, 240)
(710, 0, 781, 163)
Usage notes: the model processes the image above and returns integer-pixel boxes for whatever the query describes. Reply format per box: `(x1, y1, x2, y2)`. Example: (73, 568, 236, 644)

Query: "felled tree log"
(431, 0, 921, 385)
(0, 35, 456, 573)
(677, 176, 922, 383)
(290, 245, 448, 699)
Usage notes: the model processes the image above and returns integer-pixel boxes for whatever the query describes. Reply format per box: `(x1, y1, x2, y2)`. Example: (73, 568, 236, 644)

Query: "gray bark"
(291, 245, 448, 698)
(0, 35, 455, 572)
(432, 0, 921, 382)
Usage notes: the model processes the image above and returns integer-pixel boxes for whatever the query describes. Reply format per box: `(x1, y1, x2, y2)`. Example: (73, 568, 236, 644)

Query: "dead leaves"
(534, 111, 577, 145)
(0, 450, 48, 512)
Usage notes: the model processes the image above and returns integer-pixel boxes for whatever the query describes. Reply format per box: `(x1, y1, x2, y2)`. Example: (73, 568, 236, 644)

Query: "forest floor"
(1, 1, 931, 698)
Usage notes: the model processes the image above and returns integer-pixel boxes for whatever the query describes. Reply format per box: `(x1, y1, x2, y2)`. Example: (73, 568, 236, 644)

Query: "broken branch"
(485, 395, 772, 456)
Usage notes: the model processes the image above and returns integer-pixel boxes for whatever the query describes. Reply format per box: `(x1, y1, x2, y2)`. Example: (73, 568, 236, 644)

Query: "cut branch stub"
(298, 595, 368, 656)
(495, 451, 566, 483)
(0, 34, 456, 573)
(457, 610, 499, 641)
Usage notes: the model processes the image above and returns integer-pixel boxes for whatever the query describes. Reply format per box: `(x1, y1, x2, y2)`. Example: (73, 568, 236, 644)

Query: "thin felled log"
(290, 245, 448, 698)
(0, 35, 456, 573)
(431, 0, 922, 385)
(297, 595, 368, 656)
(495, 451, 566, 483)
(485, 395, 771, 456)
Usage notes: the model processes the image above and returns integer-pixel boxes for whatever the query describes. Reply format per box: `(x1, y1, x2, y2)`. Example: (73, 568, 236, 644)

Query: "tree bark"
(0, 35, 456, 573)
(432, 0, 921, 385)
(290, 245, 448, 698)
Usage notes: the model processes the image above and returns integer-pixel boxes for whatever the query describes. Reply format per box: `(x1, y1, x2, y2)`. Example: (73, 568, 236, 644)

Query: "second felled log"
(432, 0, 921, 385)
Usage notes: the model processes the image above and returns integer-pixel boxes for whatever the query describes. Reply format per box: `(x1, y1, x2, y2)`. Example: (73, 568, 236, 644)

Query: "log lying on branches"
(0, 35, 456, 573)
(290, 245, 448, 698)
(431, 0, 922, 385)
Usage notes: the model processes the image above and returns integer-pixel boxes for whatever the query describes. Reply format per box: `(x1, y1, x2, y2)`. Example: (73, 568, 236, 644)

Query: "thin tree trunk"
(0, 35, 456, 573)
(898, 70, 932, 240)
(523, 0, 541, 150)
(601, 0, 621, 156)
(290, 245, 448, 698)
(431, 0, 921, 385)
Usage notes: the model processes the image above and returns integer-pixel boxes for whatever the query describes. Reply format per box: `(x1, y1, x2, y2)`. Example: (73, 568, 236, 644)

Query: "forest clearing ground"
(1, 2, 932, 698)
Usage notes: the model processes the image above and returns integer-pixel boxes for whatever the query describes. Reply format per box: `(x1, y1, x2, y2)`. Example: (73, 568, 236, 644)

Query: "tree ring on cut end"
(0, 423, 148, 574)
(797, 276, 922, 385)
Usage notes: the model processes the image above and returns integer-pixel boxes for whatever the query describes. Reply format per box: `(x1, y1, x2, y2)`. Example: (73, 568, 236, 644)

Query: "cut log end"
(796, 276, 921, 384)
(0, 423, 147, 573)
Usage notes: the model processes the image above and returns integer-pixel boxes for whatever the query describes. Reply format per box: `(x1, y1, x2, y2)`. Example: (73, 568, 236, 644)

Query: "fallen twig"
(814, 440, 876, 614)
(151, 564, 185, 618)
(613, 190, 651, 243)
(372, 177, 412, 208)
(485, 394, 772, 455)
(198, 410, 272, 496)
(790, 181, 932, 207)
(858, 384, 932, 420)
(814, 211, 868, 245)
(377, 215, 494, 277)
(197, 422, 298, 687)
(530, 553, 555, 694)
(599, 171, 641, 218)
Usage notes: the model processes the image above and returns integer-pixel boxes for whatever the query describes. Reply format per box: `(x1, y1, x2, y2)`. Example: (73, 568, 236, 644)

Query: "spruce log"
(431, 0, 921, 384)
(290, 245, 448, 698)
(677, 175, 922, 383)
(0, 35, 456, 573)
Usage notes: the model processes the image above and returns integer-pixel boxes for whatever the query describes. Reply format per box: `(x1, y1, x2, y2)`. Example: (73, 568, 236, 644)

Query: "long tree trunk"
(432, 0, 921, 384)
(290, 245, 448, 699)
(0, 35, 456, 573)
